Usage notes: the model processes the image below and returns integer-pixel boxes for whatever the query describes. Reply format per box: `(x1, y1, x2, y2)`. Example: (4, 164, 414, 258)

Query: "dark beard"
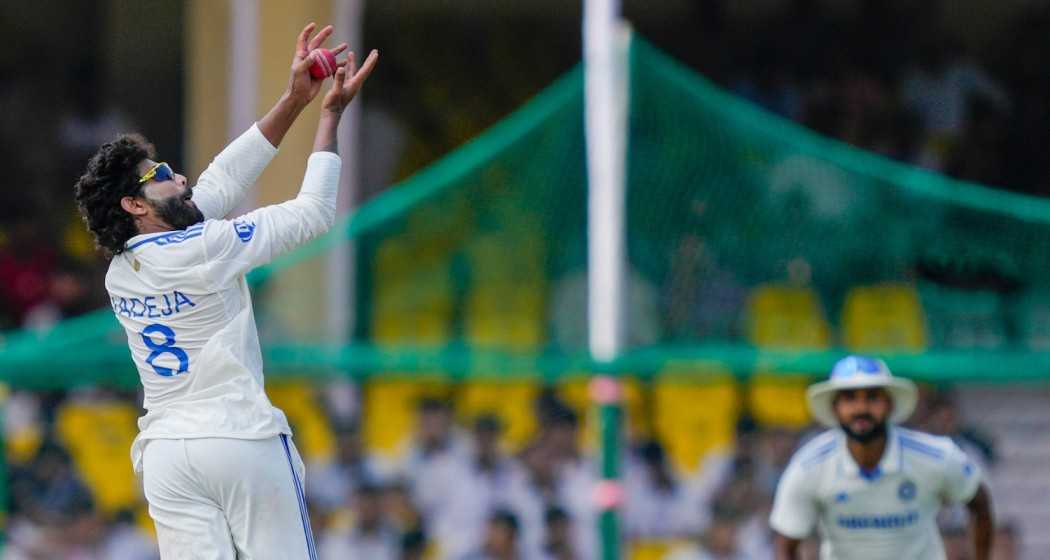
(840, 417, 888, 444)
(154, 195, 204, 230)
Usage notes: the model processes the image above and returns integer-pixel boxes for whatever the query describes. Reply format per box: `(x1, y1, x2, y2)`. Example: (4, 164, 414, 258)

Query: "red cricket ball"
(308, 48, 337, 80)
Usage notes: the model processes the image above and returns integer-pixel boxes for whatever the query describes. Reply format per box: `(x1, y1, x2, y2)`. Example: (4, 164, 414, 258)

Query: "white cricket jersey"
(769, 426, 982, 560)
(104, 124, 341, 472)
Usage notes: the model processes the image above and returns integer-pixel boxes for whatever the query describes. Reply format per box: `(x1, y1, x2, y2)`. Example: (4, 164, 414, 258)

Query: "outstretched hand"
(321, 50, 379, 115)
(286, 23, 349, 107)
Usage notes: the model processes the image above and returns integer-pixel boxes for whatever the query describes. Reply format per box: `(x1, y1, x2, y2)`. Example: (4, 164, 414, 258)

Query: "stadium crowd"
(1, 382, 1019, 559)
(1, 0, 1049, 558)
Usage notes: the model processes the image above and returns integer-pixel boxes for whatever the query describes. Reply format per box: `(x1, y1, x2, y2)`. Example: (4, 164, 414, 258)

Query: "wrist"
(319, 108, 344, 123)
(280, 91, 310, 113)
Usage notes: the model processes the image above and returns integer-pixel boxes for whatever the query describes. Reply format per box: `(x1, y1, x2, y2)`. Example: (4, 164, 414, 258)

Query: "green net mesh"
(4, 37, 1050, 389)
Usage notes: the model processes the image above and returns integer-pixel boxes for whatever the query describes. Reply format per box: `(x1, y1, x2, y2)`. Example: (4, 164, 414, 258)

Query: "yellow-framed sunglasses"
(138, 162, 176, 184)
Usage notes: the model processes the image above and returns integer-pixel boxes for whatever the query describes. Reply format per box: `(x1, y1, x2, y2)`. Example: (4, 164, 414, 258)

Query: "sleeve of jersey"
(199, 152, 341, 287)
(941, 440, 982, 504)
(769, 459, 819, 540)
(191, 123, 279, 220)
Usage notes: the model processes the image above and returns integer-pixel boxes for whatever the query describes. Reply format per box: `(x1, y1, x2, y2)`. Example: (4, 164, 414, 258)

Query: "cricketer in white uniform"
(770, 356, 994, 560)
(73, 24, 378, 559)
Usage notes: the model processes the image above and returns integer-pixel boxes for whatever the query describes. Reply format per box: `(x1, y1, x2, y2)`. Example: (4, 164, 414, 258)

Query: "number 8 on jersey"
(141, 323, 189, 377)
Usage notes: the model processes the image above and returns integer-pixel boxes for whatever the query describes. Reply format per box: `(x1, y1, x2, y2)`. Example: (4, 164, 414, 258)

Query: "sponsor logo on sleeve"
(234, 220, 256, 243)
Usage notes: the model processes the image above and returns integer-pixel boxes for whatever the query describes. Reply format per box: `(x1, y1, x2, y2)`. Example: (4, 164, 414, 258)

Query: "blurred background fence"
(1, 1, 1049, 559)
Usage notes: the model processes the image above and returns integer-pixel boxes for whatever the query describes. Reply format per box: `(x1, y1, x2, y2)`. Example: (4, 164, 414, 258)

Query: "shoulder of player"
(790, 429, 841, 470)
(125, 222, 208, 252)
(895, 426, 956, 463)
(200, 217, 258, 245)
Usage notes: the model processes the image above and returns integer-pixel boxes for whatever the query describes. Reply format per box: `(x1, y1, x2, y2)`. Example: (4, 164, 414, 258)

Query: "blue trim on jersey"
(801, 439, 838, 468)
(900, 436, 945, 460)
(859, 465, 882, 481)
(281, 435, 318, 560)
(126, 224, 204, 250)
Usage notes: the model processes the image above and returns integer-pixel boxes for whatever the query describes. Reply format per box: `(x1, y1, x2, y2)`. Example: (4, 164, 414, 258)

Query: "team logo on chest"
(898, 479, 917, 502)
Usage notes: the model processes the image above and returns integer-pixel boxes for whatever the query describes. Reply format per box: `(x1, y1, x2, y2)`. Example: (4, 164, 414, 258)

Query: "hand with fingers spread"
(321, 49, 380, 115)
(286, 22, 350, 107)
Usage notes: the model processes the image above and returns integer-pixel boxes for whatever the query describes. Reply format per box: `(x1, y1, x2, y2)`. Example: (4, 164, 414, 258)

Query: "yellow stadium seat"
(462, 232, 546, 351)
(629, 539, 692, 560)
(652, 364, 739, 475)
(267, 383, 336, 464)
(6, 426, 42, 466)
(362, 377, 451, 459)
(373, 239, 455, 346)
(746, 284, 831, 348)
(842, 283, 927, 351)
(464, 231, 545, 284)
(746, 373, 812, 428)
(745, 284, 829, 428)
(55, 401, 139, 515)
(463, 282, 545, 351)
(455, 380, 539, 451)
(558, 376, 648, 452)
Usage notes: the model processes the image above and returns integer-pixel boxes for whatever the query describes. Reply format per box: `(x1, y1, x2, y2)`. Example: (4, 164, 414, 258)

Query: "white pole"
(585, 0, 629, 363)
(327, 0, 364, 342)
(228, 0, 259, 214)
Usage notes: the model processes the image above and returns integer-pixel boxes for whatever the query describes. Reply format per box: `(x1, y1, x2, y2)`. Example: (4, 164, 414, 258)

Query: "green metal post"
(592, 375, 623, 560)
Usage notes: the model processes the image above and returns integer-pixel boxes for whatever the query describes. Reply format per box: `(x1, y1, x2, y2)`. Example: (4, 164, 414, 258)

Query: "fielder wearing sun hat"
(806, 355, 918, 428)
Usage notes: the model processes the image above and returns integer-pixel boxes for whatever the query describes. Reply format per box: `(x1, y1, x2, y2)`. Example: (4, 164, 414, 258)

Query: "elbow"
(299, 196, 336, 236)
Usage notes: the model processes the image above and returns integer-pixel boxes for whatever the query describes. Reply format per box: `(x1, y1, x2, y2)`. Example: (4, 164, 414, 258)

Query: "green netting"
(3, 36, 1050, 388)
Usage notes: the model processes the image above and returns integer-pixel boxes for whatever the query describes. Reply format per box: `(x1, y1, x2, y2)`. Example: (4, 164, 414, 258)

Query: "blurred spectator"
(624, 440, 694, 539)
(400, 530, 429, 560)
(503, 441, 565, 559)
(320, 483, 401, 560)
(398, 397, 471, 523)
(382, 480, 427, 538)
(0, 216, 57, 327)
(900, 35, 1011, 170)
(22, 260, 93, 332)
(540, 507, 575, 560)
(461, 510, 521, 560)
(664, 234, 745, 341)
(433, 414, 516, 559)
(920, 390, 996, 468)
(665, 503, 748, 560)
(307, 421, 381, 513)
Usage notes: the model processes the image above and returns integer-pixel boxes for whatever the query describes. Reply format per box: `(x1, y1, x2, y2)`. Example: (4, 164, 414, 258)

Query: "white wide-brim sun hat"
(806, 356, 918, 428)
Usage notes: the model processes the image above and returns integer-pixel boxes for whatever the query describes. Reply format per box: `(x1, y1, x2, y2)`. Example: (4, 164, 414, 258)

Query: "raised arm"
(257, 23, 348, 147)
(198, 48, 378, 288)
(192, 23, 350, 220)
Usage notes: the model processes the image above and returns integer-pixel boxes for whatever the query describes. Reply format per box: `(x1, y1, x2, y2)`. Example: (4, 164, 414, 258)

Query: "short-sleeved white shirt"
(770, 426, 982, 560)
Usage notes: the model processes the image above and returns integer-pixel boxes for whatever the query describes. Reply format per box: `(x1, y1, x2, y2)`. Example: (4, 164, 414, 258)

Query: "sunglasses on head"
(138, 162, 175, 184)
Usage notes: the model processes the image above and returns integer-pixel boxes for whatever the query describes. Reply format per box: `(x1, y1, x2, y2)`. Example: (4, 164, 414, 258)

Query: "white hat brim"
(806, 375, 918, 427)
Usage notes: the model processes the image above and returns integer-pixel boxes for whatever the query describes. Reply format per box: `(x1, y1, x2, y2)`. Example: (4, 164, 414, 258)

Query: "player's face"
(136, 159, 203, 230)
(833, 387, 892, 443)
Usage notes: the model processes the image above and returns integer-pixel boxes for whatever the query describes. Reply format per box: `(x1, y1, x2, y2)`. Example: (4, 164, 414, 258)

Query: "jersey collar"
(839, 425, 902, 481)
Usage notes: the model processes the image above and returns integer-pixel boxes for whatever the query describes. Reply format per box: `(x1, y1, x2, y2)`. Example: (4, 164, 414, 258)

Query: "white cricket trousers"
(142, 435, 318, 559)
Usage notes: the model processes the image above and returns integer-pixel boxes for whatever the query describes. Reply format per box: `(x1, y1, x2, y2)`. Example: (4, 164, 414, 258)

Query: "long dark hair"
(73, 134, 154, 257)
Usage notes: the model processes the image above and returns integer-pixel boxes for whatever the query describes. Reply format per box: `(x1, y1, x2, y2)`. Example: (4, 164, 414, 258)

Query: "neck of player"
(847, 432, 887, 471)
